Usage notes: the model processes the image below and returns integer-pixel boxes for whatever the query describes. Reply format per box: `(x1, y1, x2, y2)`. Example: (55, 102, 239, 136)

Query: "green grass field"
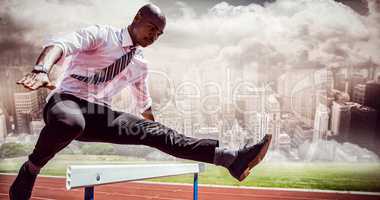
(1, 155, 380, 192)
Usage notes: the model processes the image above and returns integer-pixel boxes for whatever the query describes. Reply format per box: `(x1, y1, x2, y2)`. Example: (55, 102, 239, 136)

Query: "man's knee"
(56, 117, 85, 133)
(47, 107, 86, 133)
(45, 102, 86, 134)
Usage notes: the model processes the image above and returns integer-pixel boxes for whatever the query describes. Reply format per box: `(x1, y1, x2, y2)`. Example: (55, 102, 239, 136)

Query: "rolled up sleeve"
(44, 25, 105, 57)
(131, 72, 152, 113)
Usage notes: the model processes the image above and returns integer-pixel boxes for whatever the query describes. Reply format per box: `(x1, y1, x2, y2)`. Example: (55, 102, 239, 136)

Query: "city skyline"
(1, 62, 379, 162)
(0, 0, 380, 162)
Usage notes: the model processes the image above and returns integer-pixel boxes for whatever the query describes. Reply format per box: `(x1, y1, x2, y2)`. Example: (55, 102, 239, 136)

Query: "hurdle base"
(84, 186, 94, 200)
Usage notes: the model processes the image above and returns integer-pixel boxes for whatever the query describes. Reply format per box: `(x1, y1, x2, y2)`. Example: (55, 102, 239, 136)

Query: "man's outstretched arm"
(17, 45, 63, 90)
(17, 25, 105, 90)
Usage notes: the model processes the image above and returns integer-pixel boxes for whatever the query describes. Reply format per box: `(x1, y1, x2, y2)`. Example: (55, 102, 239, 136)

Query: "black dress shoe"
(9, 162, 38, 200)
(228, 134, 272, 181)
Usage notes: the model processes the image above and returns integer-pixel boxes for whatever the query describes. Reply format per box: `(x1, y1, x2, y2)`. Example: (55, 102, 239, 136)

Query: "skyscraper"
(313, 103, 330, 142)
(352, 83, 380, 111)
(0, 108, 7, 143)
(349, 104, 377, 151)
(266, 95, 281, 149)
(277, 70, 310, 113)
(293, 123, 313, 147)
(156, 102, 184, 134)
(352, 83, 380, 147)
(292, 88, 315, 126)
(350, 73, 367, 95)
(334, 72, 346, 92)
(315, 89, 335, 107)
(0, 67, 25, 133)
(363, 83, 380, 112)
(14, 90, 39, 134)
(331, 101, 351, 141)
(245, 113, 265, 144)
(352, 84, 366, 105)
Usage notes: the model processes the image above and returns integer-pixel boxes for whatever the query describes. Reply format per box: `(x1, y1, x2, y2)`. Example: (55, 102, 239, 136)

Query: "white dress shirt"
(45, 25, 152, 113)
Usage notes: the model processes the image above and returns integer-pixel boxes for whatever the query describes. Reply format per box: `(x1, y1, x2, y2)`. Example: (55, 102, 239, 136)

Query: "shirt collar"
(121, 27, 134, 48)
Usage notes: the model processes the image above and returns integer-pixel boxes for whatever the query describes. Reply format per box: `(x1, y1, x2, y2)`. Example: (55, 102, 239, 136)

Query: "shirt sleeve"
(130, 72, 153, 114)
(44, 25, 105, 57)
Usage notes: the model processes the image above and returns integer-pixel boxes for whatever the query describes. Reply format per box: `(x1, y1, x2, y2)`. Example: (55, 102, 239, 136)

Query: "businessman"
(10, 4, 272, 199)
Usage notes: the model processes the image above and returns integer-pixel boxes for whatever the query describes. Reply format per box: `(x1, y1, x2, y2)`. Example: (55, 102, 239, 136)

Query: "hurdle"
(66, 163, 206, 200)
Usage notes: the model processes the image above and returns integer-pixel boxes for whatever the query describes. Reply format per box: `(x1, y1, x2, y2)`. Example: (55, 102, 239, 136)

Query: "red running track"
(0, 174, 379, 200)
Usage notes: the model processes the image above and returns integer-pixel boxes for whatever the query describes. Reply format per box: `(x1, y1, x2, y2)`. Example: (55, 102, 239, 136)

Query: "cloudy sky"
(0, 0, 379, 84)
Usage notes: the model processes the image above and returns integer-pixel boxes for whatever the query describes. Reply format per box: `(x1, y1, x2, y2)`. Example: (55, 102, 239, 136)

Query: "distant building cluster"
(278, 65, 380, 159)
(0, 67, 47, 143)
(1, 64, 379, 161)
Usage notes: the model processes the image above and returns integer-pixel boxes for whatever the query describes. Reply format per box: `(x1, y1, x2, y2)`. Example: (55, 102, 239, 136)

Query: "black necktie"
(70, 47, 136, 85)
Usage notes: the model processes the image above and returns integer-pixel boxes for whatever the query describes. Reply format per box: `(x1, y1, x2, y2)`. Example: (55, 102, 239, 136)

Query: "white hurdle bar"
(66, 163, 206, 200)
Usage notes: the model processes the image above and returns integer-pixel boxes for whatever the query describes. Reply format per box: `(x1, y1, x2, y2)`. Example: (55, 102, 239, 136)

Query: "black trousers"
(29, 93, 219, 167)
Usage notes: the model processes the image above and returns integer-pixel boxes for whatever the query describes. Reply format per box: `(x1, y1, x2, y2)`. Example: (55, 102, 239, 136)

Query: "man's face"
(133, 18, 164, 47)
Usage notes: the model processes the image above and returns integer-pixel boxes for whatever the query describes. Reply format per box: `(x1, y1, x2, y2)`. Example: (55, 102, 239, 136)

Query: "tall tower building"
(313, 103, 330, 142)
(292, 88, 315, 126)
(175, 83, 201, 137)
(351, 83, 380, 110)
(0, 108, 7, 143)
(277, 71, 308, 112)
(241, 86, 269, 144)
(156, 101, 184, 134)
(334, 71, 346, 92)
(352, 83, 380, 144)
(244, 113, 264, 144)
(331, 101, 351, 140)
(352, 84, 366, 105)
(350, 104, 377, 151)
(14, 90, 39, 134)
(293, 123, 313, 147)
(350, 73, 367, 95)
(266, 95, 281, 149)
(363, 83, 380, 111)
(0, 67, 25, 133)
(316, 89, 334, 107)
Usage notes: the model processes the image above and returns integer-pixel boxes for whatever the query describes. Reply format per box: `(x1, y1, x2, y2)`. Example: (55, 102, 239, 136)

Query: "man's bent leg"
(29, 97, 86, 168)
(10, 94, 86, 200)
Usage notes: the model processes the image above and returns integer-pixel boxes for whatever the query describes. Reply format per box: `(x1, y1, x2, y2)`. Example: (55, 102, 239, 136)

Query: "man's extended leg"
(126, 115, 272, 181)
(9, 93, 86, 200)
(78, 111, 219, 164)
(77, 110, 272, 181)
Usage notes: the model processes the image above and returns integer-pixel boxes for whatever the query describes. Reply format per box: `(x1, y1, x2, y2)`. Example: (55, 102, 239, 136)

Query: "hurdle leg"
(193, 173, 198, 200)
(84, 186, 94, 200)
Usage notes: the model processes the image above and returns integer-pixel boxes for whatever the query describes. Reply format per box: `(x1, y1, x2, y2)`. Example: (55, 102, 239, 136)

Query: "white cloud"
(3, 0, 149, 42)
(145, 0, 380, 82)
(3, 0, 379, 80)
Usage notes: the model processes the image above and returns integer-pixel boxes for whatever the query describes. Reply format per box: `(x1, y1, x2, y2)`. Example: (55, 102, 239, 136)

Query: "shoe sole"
(238, 134, 272, 181)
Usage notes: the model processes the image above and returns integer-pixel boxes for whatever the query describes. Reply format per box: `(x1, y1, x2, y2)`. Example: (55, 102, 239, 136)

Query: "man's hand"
(142, 107, 155, 121)
(17, 71, 55, 90)
(17, 45, 63, 91)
